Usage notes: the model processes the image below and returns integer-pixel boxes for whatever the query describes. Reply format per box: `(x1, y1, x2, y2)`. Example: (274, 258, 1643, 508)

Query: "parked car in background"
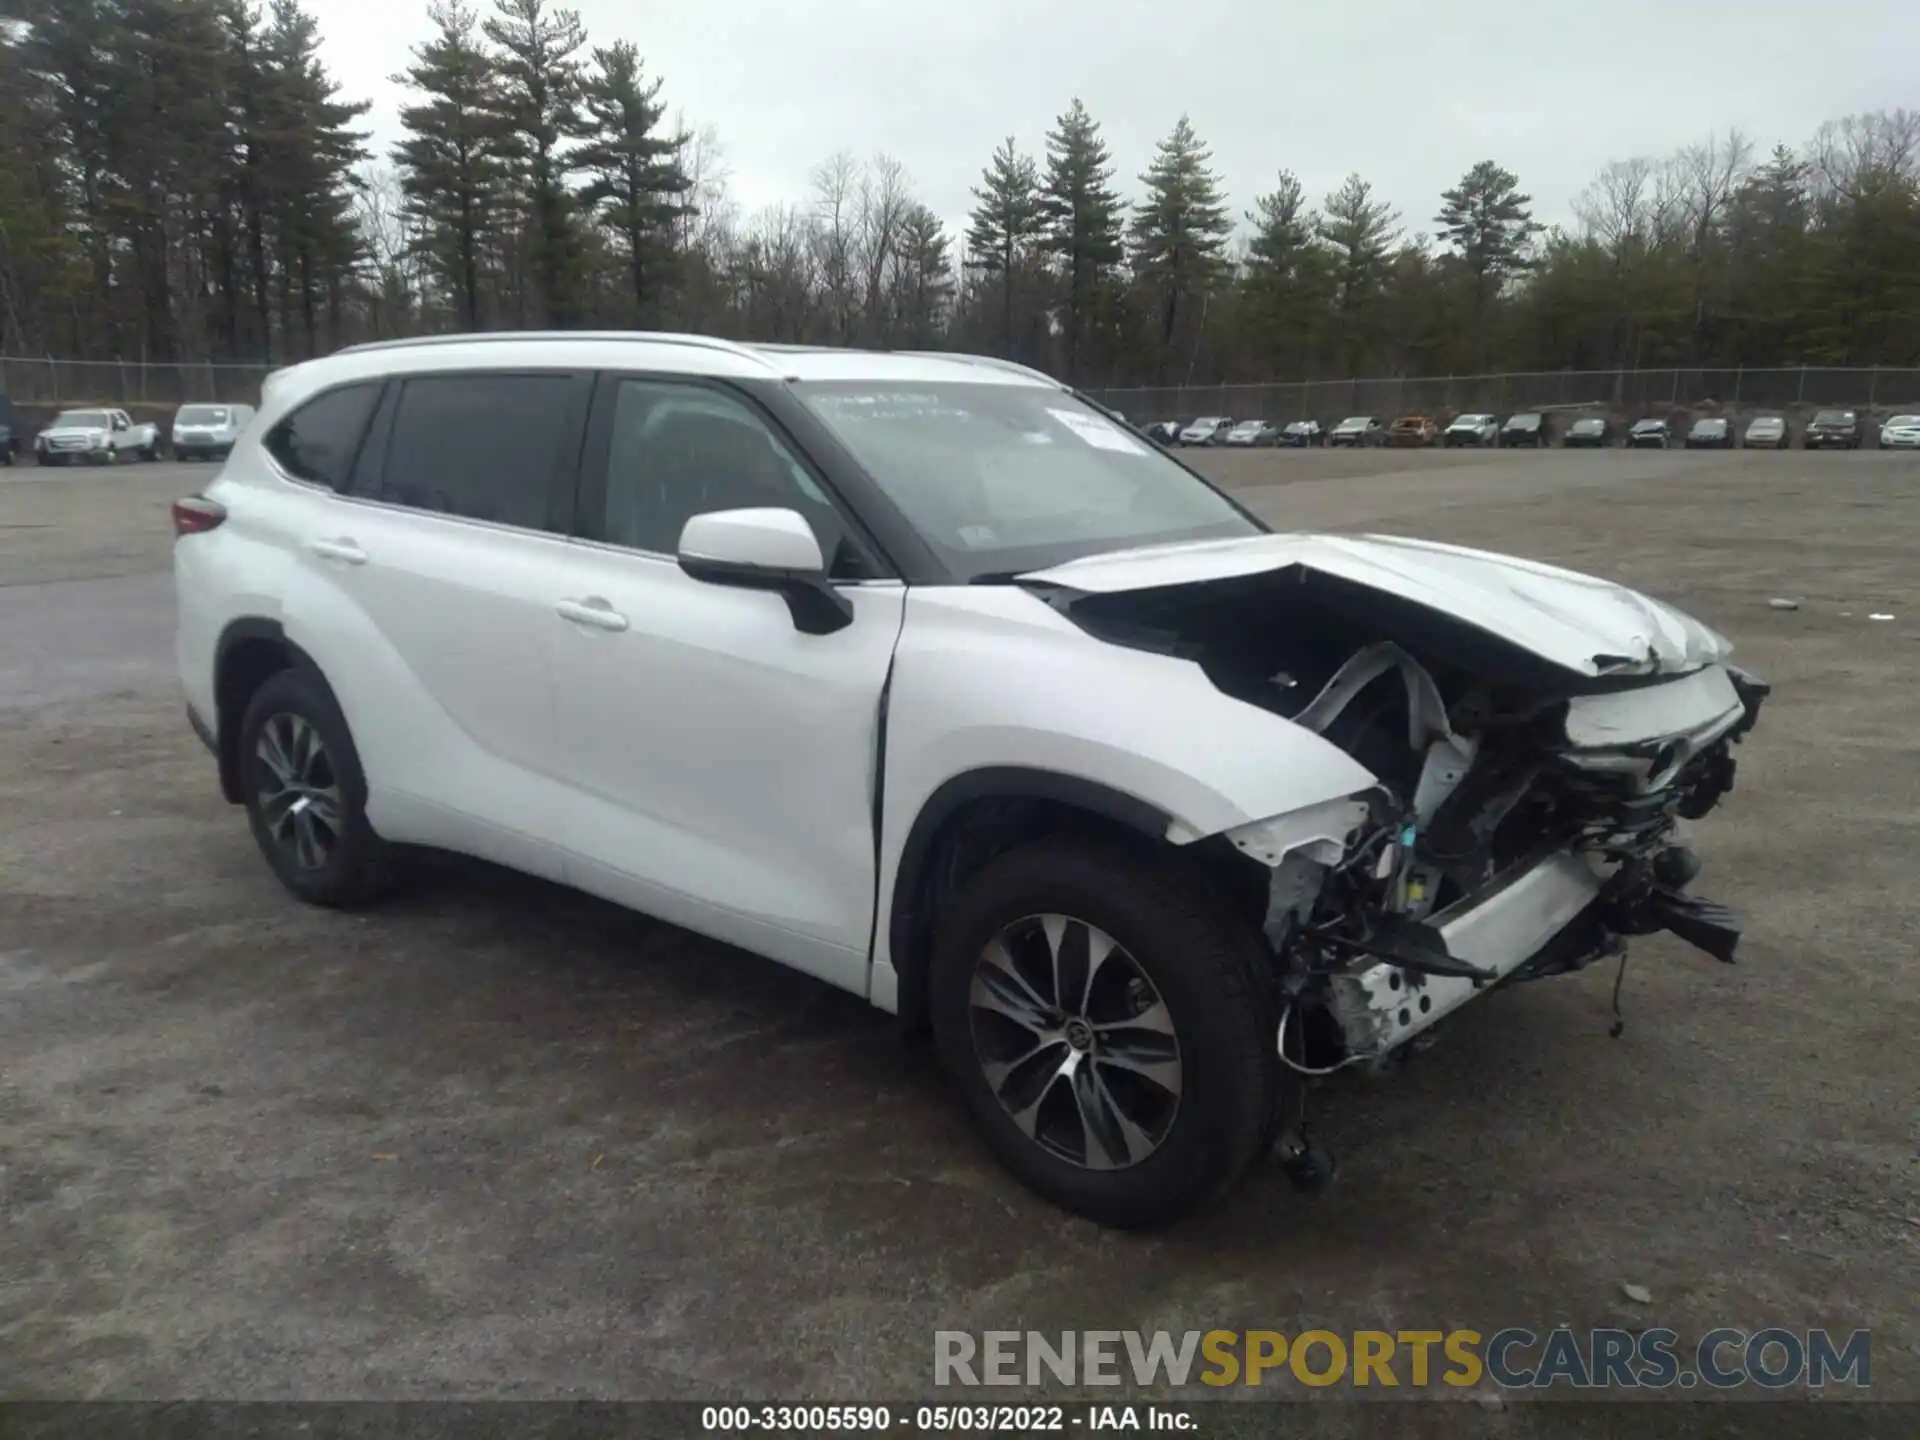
(1626, 418, 1672, 449)
(1876, 414, 1920, 449)
(1742, 415, 1789, 450)
(33, 407, 161, 466)
(1145, 420, 1183, 446)
(1500, 412, 1552, 447)
(0, 393, 16, 465)
(1803, 410, 1862, 449)
(1329, 415, 1385, 447)
(171, 403, 257, 461)
(1178, 416, 1234, 447)
(1563, 416, 1612, 448)
(1387, 415, 1439, 447)
(1279, 420, 1326, 447)
(1221, 420, 1280, 448)
(173, 331, 1770, 1228)
(1442, 413, 1500, 447)
(1685, 417, 1734, 450)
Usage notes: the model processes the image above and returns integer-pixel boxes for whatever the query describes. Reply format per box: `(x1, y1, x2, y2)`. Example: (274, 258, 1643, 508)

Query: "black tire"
(929, 837, 1279, 1229)
(238, 666, 397, 908)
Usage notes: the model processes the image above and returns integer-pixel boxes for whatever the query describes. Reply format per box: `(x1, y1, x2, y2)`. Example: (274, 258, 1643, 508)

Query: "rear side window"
(378, 374, 578, 532)
(265, 384, 380, 489)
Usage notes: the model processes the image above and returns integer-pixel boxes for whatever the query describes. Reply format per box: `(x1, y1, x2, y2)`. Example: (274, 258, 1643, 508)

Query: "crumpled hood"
(1020, 532, 1732, 678)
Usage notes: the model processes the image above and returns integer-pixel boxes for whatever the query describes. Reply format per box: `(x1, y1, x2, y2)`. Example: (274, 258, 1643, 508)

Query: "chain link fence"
(7, 355, 1920, 421)
(1088, 367, 1920, 424)
(0, 356, 276, 407)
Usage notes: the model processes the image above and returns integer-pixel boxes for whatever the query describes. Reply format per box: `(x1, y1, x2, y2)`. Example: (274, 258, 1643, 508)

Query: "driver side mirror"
(677, 507, 853, 636)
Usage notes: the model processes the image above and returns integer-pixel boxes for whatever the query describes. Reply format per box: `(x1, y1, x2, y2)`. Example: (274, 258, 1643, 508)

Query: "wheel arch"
(212, 618, 327, 804)
(885, 767, 1264, 1032)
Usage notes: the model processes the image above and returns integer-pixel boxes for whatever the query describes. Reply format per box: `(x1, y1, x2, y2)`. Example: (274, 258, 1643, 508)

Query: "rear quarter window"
(264, 384, 381, 489)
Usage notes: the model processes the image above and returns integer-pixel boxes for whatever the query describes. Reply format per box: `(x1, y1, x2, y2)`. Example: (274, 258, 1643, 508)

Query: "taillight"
(172, 495, 227, 536)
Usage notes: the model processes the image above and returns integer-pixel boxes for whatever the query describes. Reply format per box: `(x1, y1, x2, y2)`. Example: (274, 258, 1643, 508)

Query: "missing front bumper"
(1325, 850, 1603, 1055)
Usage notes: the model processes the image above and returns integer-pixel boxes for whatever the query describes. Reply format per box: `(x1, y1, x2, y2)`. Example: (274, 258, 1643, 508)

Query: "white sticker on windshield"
(1047, 407, 1148, 455)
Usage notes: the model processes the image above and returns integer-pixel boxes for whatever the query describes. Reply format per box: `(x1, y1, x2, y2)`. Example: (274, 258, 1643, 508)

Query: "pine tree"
(576, 40, 690, 321)
(1317, 173, 1400, 374)
(260, 0, 370, 356)
(888, 203, 953, 344)
(1435, 160, 1538, 365)
(1038, 98, 1124, 383)
(1241, 170, 1326, 376)
(1128, 115, 1231, 364)
(392, 1, 511, 329)
(483, 0, 590, 327)
(964, 136, 1042, 353)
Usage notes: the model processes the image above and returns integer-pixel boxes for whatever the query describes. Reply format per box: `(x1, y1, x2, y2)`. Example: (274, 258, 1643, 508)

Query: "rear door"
(283, 368, 591, 875)
(549, 373, 904, 994)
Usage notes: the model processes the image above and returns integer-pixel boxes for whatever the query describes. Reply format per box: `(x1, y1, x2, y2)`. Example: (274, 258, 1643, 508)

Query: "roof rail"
(903, 351, 1064, 387)
(333, 330, 782, 372)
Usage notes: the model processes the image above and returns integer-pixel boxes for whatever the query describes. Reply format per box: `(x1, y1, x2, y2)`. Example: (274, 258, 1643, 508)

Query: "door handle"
(308, 538, 367, 565)
(555, 597, 629, 632)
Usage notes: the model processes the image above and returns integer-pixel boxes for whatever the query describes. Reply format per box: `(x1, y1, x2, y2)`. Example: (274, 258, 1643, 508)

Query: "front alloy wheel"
(250, 711, 344, 871)
(930, 838, 1280, 1228)
(969, 914, 1182, 1171)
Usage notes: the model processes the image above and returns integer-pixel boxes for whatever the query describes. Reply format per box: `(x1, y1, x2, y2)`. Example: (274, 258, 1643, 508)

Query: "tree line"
(4, 0, 1918, 390)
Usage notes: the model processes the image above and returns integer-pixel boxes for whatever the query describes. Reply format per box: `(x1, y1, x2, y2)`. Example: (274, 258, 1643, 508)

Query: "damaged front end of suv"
(1023, 532, 1768, 1182)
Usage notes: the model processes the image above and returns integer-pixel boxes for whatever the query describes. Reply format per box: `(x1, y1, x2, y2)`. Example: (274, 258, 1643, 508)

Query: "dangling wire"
(1608, 949, 1630, 1039)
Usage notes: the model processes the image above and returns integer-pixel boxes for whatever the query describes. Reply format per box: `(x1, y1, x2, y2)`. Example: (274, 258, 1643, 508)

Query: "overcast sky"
(312, 0, 1918, 247)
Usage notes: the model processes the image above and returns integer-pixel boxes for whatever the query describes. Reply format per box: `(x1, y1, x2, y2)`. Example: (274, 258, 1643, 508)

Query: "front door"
(550, 375, 903, 995)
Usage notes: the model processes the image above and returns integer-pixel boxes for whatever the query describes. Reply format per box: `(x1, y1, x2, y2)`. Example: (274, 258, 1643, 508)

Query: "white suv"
(173, 333, 1769, 1227)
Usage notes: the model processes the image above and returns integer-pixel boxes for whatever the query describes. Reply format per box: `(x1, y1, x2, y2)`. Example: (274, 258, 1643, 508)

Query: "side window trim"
(345, 380, 398, 498)
(574, 370, 898, 580)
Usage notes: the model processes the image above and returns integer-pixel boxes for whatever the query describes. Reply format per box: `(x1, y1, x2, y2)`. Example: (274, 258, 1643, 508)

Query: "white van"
(171, 403, 257, 461)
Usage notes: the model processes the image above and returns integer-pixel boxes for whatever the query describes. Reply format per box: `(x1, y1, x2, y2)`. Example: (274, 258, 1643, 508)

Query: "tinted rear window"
(379, 374, 577, 531)
(265, 385, 380, 488)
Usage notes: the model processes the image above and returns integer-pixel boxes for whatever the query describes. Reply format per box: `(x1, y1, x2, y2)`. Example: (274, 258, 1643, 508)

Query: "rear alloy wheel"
(930, 839, 1278, 1228)
(239, 667, 396, 907)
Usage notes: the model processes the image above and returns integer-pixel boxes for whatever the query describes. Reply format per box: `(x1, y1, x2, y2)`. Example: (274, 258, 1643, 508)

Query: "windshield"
(797, 382, 1262, 580)
(1506, 413, 1542, 426)
(53, 410, 110, 429)
(1571, 419, 1604, 433)
(1229, 421, 1263, 433)
(1813, 410, 1853, 424)
(1187, 417, 1227, 428)
(177, 406, 231, 425)
(1693, 419, 1727, 431)
(1453, 415, 1491, 425)
(1887, 415, 1920, 427)
(1748, 417, 1782, 428)
(1633, 419, 1664, 430)
(1284, 421, 1313, 431)
(1336, 416, 1371, 428)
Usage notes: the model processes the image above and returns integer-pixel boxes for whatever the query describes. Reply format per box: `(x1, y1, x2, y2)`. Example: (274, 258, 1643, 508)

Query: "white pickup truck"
(34, 407, 162, 466)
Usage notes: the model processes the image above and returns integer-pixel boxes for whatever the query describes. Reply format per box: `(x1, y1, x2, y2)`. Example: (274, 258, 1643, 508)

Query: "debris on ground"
(1868, 613, 1895, 621)
(1768, 598, 1800, 610)
(1621, 1282, 1653, 1304)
